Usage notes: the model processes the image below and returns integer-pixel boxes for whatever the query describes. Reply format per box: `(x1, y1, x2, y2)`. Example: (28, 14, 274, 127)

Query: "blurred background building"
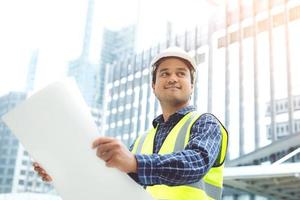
(98, 25, 136, 109)
(0, 93, 53, 194)
(103, 0, 300, 199)
(68, 0, 98, 108)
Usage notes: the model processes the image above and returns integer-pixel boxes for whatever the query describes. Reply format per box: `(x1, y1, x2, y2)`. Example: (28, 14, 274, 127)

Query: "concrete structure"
(0, 92, 26, 193)
(67, 0, 102, 129)
(68, 59, 98, 107)
(103, 0, 300, 199)
(68, 0, 98, 107)
(0, 92, 53, 194)
(97, 25, 136, 110)
(25, 50, 39, 92)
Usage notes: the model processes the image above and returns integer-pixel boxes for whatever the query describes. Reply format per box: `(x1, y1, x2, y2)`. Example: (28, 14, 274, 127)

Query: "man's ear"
(152, 82, 155, 90)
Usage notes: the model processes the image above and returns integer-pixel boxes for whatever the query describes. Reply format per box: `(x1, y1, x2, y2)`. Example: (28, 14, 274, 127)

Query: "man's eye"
(178, 72, 186, 77)
(160, 72, 168, 77)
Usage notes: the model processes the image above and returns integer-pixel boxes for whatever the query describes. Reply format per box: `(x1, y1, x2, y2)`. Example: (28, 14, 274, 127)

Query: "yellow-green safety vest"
(131, 112, 228, 200)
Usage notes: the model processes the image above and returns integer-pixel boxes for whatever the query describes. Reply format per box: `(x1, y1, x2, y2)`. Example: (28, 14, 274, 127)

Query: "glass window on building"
(29, 171, 34, 176)
(18, 179, 24, 185)
(9, 148, 16, 155)
(5, 178, 12, 184)
(9, 159, 15, 165)
(7, 168, 14, 175)
(0, 158, 6, 165)
(0, 149, 7, 155)
(1, 139, 8, 145)
(276, 104, 279, 113)
(12, 139, 18, 145)
(281, 126, 284, 134)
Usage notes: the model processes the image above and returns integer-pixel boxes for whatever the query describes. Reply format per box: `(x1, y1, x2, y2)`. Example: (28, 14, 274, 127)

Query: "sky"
(0, 0, 214, 96)
(0, 0, 87, 95)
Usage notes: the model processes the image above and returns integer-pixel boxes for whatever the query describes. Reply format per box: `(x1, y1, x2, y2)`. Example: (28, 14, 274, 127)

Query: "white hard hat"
(150, 46, 197, 71)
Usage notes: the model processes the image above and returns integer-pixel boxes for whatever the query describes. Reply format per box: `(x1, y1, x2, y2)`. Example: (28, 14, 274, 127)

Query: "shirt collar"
(152, 105, 196, 127)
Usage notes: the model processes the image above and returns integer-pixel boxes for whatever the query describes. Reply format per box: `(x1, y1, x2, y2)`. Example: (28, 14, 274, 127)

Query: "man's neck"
(161, 102, 189, 122)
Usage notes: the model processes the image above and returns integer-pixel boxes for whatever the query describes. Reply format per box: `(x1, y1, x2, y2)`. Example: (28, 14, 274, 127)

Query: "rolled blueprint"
(2, 78, 153, 200)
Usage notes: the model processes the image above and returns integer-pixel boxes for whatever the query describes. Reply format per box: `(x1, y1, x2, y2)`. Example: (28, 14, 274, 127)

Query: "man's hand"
(33, 162, 52, 182)
(92, 136, 137, 173)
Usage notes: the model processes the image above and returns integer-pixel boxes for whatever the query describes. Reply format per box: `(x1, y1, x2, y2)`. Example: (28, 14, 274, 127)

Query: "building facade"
(102, 0, 300, 199)
(68, 0, 98, 108)
(0, 92, 53, 194)
(103, 0, 300, 149)
(25, 50, 39, 92)
(97, 25, 136, 110)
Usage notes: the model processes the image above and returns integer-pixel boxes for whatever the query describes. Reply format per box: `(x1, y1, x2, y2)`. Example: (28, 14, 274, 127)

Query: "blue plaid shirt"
(129, 105, 222, 186)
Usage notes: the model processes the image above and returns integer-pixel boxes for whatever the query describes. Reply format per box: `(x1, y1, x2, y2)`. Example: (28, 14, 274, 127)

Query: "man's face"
(152, 57, 194, 107)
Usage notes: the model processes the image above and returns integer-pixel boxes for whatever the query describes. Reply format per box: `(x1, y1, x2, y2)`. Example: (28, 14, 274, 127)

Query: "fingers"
(93, 137, 122, 166)
(96, 142, 121, 161)
(92, 136, 115, 149)
(97, 149, 114, 162)
(42, 175, 53, 182)
(92, 137, 137, 173)
(33, 163, 43, 174)
(105, 159, 114, 168)
(32, 162, 52, 182)
(33, 162, 41, 168)
(96, 142, 120, 154)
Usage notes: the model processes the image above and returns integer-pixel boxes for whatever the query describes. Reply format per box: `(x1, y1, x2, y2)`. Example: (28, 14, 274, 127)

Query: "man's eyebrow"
(158, 68, 169, 73)
(158, 67, 188, 72)
(176, 67, 188, 71)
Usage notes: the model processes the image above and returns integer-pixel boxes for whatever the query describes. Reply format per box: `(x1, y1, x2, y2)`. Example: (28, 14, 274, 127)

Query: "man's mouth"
(165, 86, 181, 89)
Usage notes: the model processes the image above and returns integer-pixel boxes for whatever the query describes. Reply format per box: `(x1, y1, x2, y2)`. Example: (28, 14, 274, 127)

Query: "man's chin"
(164, 98, 188, 106)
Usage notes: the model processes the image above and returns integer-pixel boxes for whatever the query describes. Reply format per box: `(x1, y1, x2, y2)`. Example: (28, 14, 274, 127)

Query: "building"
(25, 50, 39, 92)
(0, 92, 26, 193)
(266, 95, 300, 139)
(0, 92, 53, 194)
(102, 0, 300, 199)
(68, 59, 98, 107)
(97, 25, 136, 110)
(68, 0, 98, 108)
(100, 25, 136, 66)
(67, 0, 102, 129)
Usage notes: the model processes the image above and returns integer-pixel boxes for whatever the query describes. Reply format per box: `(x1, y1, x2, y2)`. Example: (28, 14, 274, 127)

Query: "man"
(34, 47, 228, 200)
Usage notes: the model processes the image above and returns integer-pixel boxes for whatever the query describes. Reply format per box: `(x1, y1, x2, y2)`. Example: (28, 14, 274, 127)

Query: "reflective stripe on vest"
(131, 112, 228, 200)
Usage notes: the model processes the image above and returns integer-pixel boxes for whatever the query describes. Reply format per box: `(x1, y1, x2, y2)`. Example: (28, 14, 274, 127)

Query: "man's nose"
(167, 73, 178, 83)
